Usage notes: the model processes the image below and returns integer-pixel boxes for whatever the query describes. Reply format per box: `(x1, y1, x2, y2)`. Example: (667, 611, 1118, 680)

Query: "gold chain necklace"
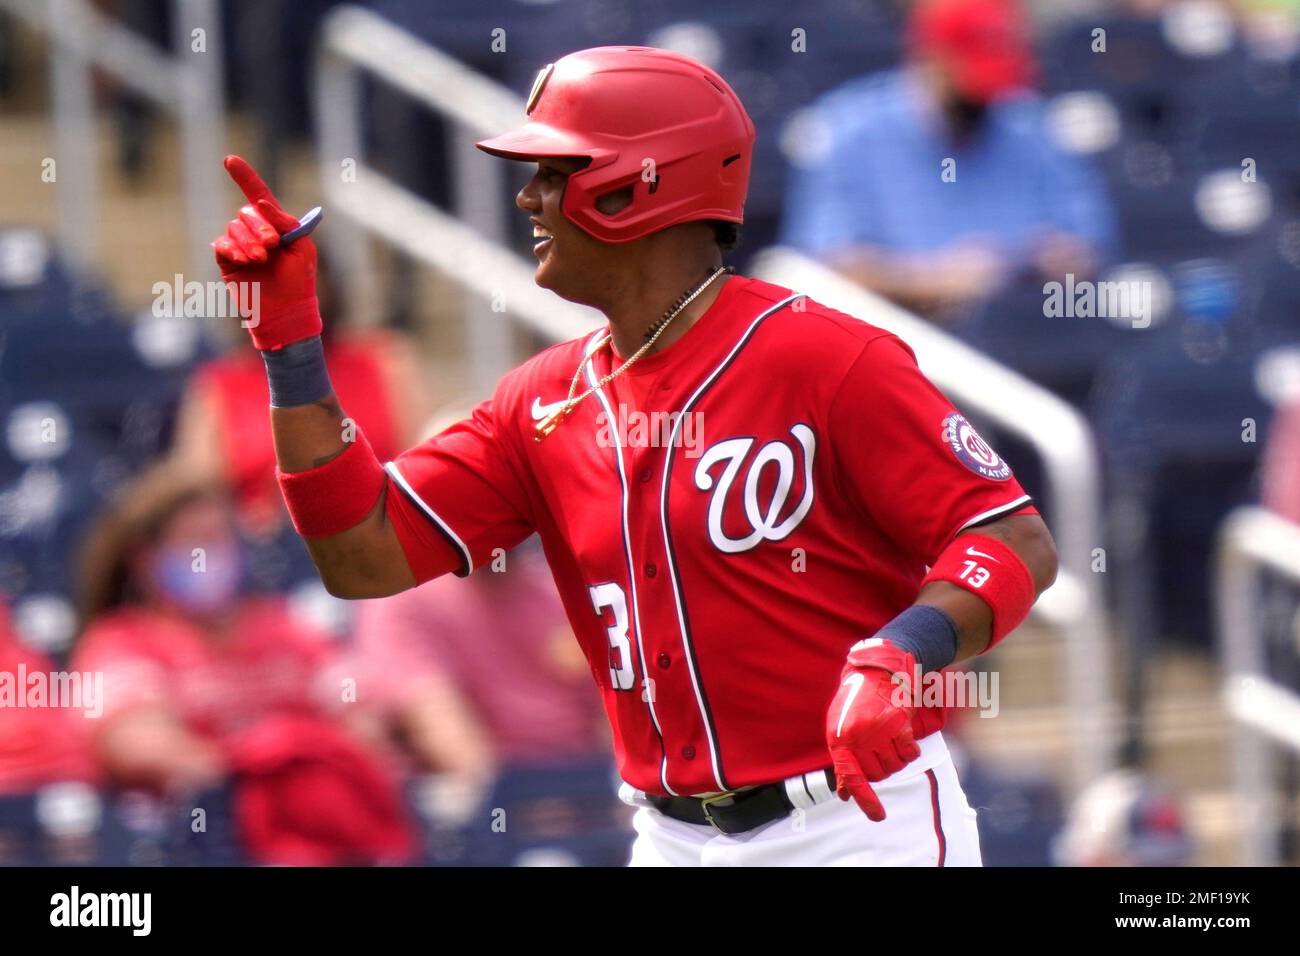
(534, 265, 731, 442)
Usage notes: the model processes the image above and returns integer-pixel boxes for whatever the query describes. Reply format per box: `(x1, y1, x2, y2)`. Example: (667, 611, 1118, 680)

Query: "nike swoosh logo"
(850, 636, 884, 654)
(836, 672, 865, 738)
(966, 546, 999, 563)
(531, 397, 568, 421)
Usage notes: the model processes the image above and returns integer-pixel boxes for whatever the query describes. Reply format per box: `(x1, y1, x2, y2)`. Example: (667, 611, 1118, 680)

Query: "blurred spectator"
(354, 540, 609, 795)
(1262, 397, 1300, 524)
(1241, 0, 1300, 56)
(70, 462, 416, 864)
(1053, 768, 1195, 866)
(0, 603, 97, 796)
(0, 603, 102, 865)
(781, 0, 1115, 321)
(169, 254, 431, 534)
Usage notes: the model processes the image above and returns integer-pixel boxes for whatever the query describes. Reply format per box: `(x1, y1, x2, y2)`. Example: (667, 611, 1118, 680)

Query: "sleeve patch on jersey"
(942, 412, 1012, 481)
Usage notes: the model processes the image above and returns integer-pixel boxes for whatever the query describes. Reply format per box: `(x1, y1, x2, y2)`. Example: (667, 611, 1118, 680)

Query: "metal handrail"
(1215, 505, 1300, 865)
(0, 0, 225, 277)
(314, 6, 1116, 788)
(752, 248, 1115, 789)
(314, 5, 566, 394)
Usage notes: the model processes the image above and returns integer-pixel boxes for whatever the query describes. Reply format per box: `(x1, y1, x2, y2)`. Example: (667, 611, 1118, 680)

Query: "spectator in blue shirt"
(781, 0, 1116, 321)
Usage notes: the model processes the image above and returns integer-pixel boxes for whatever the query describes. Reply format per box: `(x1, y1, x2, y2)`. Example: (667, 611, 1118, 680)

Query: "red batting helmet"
(475, 46, 755, 244)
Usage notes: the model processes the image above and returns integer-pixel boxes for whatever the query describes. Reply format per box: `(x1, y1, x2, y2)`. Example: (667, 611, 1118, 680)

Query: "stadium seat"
(1043, 14, 1244, 144)
(1250, 234, 1300, 347)
(0, 240, 205, 632)
(1091, 335, 1274, 646)
(410, 759, 632, 867)
(961, 272, 1159, 408)
(0, 785, 129, 866)
(1043, 18, 1182, 138)
(958, 759, 1064, 867)
(1171, 48, 1300, 199)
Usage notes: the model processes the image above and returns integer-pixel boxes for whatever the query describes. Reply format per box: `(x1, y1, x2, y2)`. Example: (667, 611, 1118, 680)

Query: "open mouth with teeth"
(532, 222, 553, 255)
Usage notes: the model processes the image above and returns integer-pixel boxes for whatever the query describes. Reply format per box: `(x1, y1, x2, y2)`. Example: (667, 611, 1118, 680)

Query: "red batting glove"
(825, 637, 922, 822)
(210, 155, 320, 351)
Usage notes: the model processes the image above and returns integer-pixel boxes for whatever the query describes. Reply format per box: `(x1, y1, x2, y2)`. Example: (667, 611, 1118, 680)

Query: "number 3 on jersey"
(590, 582, 635, 690)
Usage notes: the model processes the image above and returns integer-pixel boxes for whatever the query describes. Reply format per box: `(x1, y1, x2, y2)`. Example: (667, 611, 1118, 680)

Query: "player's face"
(516, 157, 619, 302)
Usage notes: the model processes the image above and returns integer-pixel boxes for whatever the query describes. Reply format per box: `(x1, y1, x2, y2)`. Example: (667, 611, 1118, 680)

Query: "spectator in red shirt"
(71, 463, 415, 863)
(170, 256, 431, 532)
(354, 540, 610, 794)
(0, 603, 97, 795)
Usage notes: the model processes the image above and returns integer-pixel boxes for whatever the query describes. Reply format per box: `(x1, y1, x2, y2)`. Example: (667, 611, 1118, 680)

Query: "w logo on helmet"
(693, 424, 816, 554)
(526, 63, 554, 114)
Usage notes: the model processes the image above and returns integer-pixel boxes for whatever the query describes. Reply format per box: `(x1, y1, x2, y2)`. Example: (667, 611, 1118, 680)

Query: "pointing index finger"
(224, 155, 276, 207)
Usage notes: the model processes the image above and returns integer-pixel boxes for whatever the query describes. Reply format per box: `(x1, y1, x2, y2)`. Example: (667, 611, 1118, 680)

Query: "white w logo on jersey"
(693, 424, 816, 554)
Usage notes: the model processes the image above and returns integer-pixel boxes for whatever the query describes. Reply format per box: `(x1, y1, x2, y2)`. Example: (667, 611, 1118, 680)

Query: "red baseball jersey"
(384, 276, 1033, 796)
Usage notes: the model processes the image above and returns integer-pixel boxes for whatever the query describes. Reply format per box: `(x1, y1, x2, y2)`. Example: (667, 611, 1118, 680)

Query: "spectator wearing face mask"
(70, 463, 416, 864)
(780, 0, 1116, 322)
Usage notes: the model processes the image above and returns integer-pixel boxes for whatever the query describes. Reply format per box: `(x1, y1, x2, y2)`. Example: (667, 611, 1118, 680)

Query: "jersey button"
(638, 467, 652, 483)
(681, 746, 696, 760)
(657, 653, 671, 669)
(644, 562, 657, 578)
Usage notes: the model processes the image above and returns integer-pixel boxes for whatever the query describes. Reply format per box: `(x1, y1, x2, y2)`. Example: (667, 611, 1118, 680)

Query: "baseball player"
(211, 46, 1057, 866)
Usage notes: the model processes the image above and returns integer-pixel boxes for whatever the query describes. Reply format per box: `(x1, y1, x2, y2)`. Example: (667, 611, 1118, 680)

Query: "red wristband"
(921, 533, 1035, 649)
(277, 429, 386, 538)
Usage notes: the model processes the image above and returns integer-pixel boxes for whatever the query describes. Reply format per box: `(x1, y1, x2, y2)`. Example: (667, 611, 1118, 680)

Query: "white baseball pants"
(621, 731, 982, 866)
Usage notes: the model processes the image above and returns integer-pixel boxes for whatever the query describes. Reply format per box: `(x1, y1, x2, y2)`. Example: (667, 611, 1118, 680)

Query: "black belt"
(647, 769, 837, 835)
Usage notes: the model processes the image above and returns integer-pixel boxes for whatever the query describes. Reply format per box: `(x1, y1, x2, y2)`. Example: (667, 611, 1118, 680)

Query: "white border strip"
(383, 461, 474, 575)
(783, 768, 834, 810)
(661, 293, 804, 793)
(956, 494, 1033, 535)
(784, 776, 815, 811)
(804, 768, 834, 803)
(581, 333, 677, 797)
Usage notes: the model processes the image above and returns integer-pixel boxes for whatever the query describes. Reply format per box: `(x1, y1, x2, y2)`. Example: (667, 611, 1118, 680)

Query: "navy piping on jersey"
(582, 331, 676, 797)
(926, 768, 947, 867)
(659, 292, 805, 793)
(383, 461, 474, 578)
